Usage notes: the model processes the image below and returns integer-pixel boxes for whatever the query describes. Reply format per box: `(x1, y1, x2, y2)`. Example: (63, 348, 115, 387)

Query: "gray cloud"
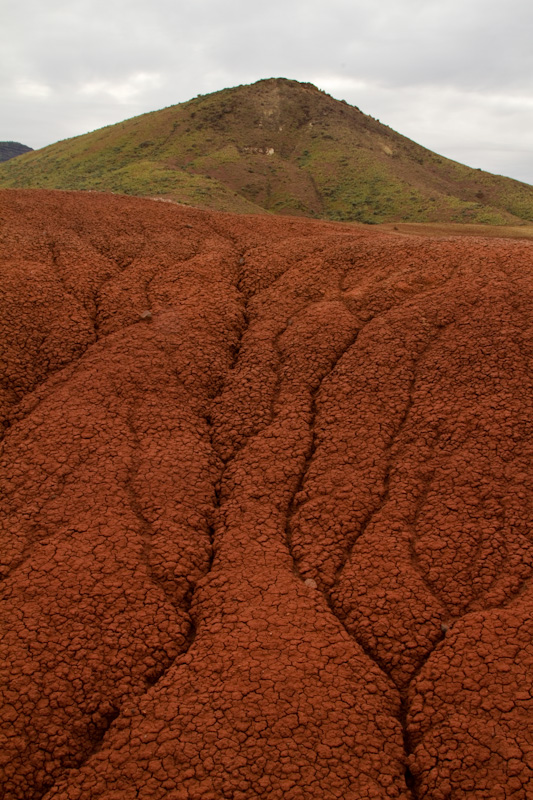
(2, 0, 533, 183)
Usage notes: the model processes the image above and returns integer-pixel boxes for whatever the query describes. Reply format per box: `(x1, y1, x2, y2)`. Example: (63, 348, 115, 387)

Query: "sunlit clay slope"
(2, 78, 533, 224)
(1, 188, 533, 800)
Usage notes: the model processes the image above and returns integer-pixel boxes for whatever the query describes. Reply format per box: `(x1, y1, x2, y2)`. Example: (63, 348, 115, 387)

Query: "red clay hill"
(1, 188, 533, 800)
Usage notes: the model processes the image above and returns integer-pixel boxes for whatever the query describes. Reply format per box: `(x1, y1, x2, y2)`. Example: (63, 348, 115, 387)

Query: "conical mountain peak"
(1, 78, 532, 224)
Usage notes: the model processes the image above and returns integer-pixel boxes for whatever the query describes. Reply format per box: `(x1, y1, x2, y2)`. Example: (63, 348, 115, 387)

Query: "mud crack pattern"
(1, 189, 533, 799)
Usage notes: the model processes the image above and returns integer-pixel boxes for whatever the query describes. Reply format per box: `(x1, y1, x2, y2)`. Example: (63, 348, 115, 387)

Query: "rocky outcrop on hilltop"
(0, 141, 32, 162)
(1, 189, 532, 799)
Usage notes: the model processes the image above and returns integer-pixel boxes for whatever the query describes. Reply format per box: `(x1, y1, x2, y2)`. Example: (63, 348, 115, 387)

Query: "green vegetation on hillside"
(1, 78, 532, 225)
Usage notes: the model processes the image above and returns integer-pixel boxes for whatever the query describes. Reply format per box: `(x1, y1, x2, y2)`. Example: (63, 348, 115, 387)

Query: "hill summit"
(1, 78, 533, 224)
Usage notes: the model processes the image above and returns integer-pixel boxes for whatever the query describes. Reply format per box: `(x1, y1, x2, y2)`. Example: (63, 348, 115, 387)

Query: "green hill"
(1, 78, 533, 224)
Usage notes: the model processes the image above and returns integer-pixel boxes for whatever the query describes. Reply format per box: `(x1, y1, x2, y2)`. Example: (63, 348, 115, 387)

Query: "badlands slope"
(1, 189, 533, 800)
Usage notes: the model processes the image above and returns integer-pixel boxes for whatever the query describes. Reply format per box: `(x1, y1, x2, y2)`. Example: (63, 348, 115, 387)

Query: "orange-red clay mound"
(1, 189, 532, 800)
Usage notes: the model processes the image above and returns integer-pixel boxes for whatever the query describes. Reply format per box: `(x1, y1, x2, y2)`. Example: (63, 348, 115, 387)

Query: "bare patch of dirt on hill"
(381, 221, 533, 240)
(1, 189, 533, 800)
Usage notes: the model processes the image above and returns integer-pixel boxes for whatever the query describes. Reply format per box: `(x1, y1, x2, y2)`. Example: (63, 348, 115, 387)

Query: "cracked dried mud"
(1, 189, 533, 799)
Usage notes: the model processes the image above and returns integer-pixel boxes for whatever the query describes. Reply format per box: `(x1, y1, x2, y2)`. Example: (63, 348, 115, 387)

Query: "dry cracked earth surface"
(1, 189, 533, 800)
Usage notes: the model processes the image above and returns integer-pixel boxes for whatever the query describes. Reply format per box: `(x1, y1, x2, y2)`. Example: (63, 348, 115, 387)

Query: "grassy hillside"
(1, 78, 533, 224)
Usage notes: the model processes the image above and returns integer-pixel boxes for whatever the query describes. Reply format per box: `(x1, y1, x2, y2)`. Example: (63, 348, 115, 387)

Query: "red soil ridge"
(1, 189, 532, 800)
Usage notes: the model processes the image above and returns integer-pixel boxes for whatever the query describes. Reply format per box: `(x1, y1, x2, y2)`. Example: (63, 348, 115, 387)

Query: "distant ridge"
(1, 78, 533, 224)
(0, 141, 33, 163)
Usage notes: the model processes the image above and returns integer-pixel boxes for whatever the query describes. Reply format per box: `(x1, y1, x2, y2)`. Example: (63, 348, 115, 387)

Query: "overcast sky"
(3, 0, 533, 184)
